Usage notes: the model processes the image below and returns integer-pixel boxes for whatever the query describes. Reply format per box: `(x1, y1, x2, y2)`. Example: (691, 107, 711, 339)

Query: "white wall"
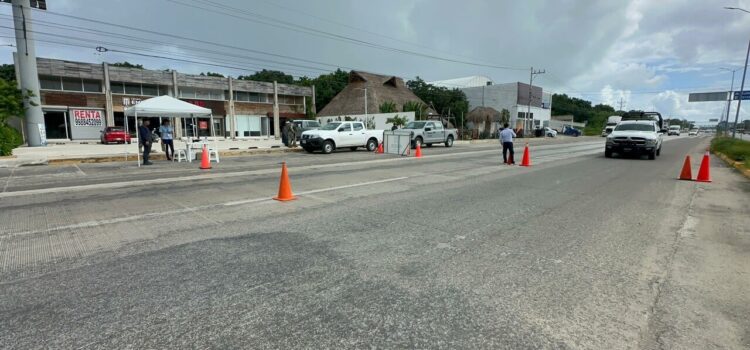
(316, 112, 416, 130)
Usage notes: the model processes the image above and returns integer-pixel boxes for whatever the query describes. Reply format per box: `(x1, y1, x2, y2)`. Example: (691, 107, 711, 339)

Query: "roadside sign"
(709, 119, 719, 122)
(733, 91, 750, 100)
(688, 92, 729, 102)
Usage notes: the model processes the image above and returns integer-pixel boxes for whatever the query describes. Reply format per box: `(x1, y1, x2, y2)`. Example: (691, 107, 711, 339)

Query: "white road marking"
(2, 168, 15, 193)
(1, 176, 410, 238)
(72, 163, 86, 176)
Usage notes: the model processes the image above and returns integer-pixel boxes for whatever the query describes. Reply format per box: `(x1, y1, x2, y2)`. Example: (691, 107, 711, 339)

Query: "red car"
(100, 127, 132, 144)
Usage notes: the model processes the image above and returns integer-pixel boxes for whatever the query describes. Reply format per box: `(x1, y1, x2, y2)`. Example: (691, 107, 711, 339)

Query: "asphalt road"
(1, 136, 748, 349)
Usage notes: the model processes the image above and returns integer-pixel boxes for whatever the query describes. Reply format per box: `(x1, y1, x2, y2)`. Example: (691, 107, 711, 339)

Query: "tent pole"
(135, 111, 140, 167)
(124, 113, 129, 162)
(210, 114, 216, 153)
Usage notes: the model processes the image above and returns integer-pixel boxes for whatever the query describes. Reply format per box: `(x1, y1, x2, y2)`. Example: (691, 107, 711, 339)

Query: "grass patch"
(711, 137, 750, 169)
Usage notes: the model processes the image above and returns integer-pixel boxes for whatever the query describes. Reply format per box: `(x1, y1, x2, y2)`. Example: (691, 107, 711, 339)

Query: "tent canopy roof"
(124, 95, 212, 117)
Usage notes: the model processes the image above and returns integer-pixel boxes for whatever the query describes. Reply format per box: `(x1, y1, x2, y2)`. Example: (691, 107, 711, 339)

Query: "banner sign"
(688, 92, 729, 102)
(72, 109, 103, 127)
(122, 97, 143, 106)
(199, 120, 209, 130)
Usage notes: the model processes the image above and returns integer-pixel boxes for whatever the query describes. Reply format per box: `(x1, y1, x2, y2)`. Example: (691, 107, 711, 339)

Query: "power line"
(166, 0, 529, 71)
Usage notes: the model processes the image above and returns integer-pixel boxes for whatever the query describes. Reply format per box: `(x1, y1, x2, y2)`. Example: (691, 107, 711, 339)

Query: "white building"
(430, 77, 552, 131)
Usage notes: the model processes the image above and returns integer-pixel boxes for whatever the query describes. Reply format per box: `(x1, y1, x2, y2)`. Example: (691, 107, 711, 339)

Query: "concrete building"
(430, 77, 552, 131)
(13, 56, 313, 140)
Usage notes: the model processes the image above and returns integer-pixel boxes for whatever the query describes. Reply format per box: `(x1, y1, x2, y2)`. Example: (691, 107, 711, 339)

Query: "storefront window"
(110, 82, 124, 94)
(124, 83, 141, 95)
(83, 80, 101, 92)
(141, 84, 158, 96)
(40, 76, 62, 90)
(235, 115, 268, 137)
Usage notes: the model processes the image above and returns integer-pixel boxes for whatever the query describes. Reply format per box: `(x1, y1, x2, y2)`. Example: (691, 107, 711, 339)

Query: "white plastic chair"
(208, 148, 220, 163)
(174, 149, 188, 163)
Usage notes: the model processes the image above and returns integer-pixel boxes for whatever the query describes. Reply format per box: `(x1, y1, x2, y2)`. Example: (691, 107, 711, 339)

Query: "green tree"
(200, 71, 224, 77)
(403, 101, 428, 120)
(296, 69, 349, 113)
(111, 61, 144, 69)
(500, 108, 510, 125)
(406, 77, 468, 121)
(0, 78, 30, 155)
(386, 114, 408, 128)
(238, 69, 294, 84)
(0, 64, 15, 82)
(379, 101, 397, 113)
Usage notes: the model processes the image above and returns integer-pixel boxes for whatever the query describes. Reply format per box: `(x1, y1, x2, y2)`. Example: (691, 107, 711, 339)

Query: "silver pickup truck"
(400, 120, 457, 148)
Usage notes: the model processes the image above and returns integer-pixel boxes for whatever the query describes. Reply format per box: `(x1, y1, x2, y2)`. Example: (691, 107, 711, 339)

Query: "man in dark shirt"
(138, 120, 153, 165)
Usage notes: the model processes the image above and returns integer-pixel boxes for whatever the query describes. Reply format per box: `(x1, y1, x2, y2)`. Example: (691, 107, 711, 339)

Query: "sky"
(1, 0, 750, 123)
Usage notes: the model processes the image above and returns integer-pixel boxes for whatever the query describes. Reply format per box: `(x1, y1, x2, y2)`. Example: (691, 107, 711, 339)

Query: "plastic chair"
(174, 149, 188, 163)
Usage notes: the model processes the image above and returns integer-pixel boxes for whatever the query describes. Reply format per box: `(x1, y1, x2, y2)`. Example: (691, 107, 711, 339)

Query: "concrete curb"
(713, 151, 750, 179)
(45, 147, 304, 165)
(0, 156, 49, 168)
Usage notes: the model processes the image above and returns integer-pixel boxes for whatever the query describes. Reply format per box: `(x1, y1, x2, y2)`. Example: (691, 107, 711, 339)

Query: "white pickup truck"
(300, 121, 383, 154)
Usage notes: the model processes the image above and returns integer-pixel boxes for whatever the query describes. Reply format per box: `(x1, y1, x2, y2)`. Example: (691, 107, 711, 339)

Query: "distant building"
(429, 76, 552, 131)
(12, 56, 313, 140)
(318, 71, 434, 117)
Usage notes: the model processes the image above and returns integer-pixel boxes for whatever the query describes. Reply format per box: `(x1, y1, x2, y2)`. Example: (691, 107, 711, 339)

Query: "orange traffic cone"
(377, 142, 384, 153)
(519, 144, 531, 167)
(415, 142, 422, 158)
(678, 155, 693, 181)
(273, 162, 297, 201)
(199, 144, 212, 170)
(696, 151, 711, 183)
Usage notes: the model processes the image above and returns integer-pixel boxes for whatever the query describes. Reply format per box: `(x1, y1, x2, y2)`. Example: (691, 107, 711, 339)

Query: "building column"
(273, 81, 280, 139)
(311, 85, 316, 114)
(171, 70, 183, 139)
(228, 76, 235, 139)
(103, 62, 114, 126)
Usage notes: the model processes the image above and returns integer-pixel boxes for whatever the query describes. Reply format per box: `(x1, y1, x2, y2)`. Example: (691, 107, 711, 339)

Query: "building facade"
(430, 77, 552, 131)
(14, 56, 314, 140)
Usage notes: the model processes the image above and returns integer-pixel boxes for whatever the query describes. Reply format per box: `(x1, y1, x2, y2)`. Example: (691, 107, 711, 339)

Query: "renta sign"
(72, 109, 103, 127)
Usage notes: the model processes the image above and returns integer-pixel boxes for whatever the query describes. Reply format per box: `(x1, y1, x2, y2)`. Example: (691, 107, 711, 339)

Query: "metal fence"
(383, 131, 411, 156)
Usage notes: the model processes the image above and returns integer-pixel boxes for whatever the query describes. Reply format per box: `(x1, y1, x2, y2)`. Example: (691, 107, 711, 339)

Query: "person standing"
(287, 121, 298, 148)
(139, 119, 153, 165)
(159, 120, 174, 161)
(499, 123, 516, 164)
(281, 121, 289, 147)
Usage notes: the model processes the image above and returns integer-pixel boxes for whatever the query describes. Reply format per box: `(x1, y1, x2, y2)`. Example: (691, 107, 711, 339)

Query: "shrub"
(711, 137, 750, 169)
(0, 123, 23, 156)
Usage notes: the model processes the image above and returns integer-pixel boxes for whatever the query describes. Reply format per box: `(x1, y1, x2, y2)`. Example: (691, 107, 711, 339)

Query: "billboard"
(688, 92, 729, 102)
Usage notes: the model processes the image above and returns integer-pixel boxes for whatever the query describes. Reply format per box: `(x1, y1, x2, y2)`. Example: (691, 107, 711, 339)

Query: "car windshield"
(404, 121, 426, 129)
(670, 126, 680, 130)
(615, 123, 654, 131)
(320, 122, 342, 130)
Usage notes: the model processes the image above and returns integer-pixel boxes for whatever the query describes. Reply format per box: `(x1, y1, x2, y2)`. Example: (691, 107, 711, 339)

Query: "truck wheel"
(322, 141, 334, 154)
(445, 136, 454, 147)
(366, 138, 377, 152)
(413, 137, 423, 149)
(605, 149, 612, 158)
(350, 146, 358, 151)
(656, 147, 661, 156)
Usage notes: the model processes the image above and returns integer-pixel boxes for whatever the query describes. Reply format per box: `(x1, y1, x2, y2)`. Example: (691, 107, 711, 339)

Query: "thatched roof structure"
(318, 71, 435, 116)
(467, 106, 502, 123)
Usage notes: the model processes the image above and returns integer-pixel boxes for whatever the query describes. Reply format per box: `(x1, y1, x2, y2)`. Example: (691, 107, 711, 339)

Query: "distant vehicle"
(562, 126, 582, 137)
(605, 120, 664, 160)
(292, 120, 321, 140)
(100, 127, 132, 144)
(300, 121, 383, 154)
(544, 127, 557, 137)
(688, 129, 698, 136)
(668, 125, 681, 136)
(601, 116, 622, 136)
(400, 120, 457, 148)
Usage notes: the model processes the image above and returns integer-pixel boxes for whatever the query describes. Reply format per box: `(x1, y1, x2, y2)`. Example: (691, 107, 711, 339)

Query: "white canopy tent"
(124, 95, 214, 166)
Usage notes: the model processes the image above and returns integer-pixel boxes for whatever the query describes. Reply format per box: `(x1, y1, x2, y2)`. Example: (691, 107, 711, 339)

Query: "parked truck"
(300, 121, 383, 154)
(399, 120, 457, 148)
(601, 115, 622, 137)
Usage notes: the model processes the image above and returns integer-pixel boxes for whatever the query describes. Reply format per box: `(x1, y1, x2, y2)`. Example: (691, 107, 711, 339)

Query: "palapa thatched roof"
(467, 106, 502, 123)
(318, 71, 435, 116)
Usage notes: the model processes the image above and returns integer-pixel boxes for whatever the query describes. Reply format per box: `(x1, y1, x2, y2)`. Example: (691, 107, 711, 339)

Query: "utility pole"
(364, 88, 367, 118)
(11, 0, 45, 146)
(618, 98, 625, 111)
(733, 40, 749, 138)
(527, 67, 545, 135)
(720, 67, 738, 137)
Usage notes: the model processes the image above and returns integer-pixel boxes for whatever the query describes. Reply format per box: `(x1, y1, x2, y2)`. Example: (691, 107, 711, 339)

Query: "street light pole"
(725, 6, 750, 138)
(720, 67, 738, 136)
(527, 67, 545, 136)
(733, 40, 749, 138)
(364, 88, 367, 119)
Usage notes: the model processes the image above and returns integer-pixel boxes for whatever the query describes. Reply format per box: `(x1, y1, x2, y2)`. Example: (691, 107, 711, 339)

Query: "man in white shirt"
(499, 123, 516, 164)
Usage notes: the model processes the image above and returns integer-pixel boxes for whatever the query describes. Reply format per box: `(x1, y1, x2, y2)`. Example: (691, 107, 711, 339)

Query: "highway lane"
(2, 135, 747, 349)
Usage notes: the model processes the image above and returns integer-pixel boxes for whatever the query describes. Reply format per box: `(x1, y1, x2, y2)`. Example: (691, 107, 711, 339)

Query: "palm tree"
(403, 101, 428, 120)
